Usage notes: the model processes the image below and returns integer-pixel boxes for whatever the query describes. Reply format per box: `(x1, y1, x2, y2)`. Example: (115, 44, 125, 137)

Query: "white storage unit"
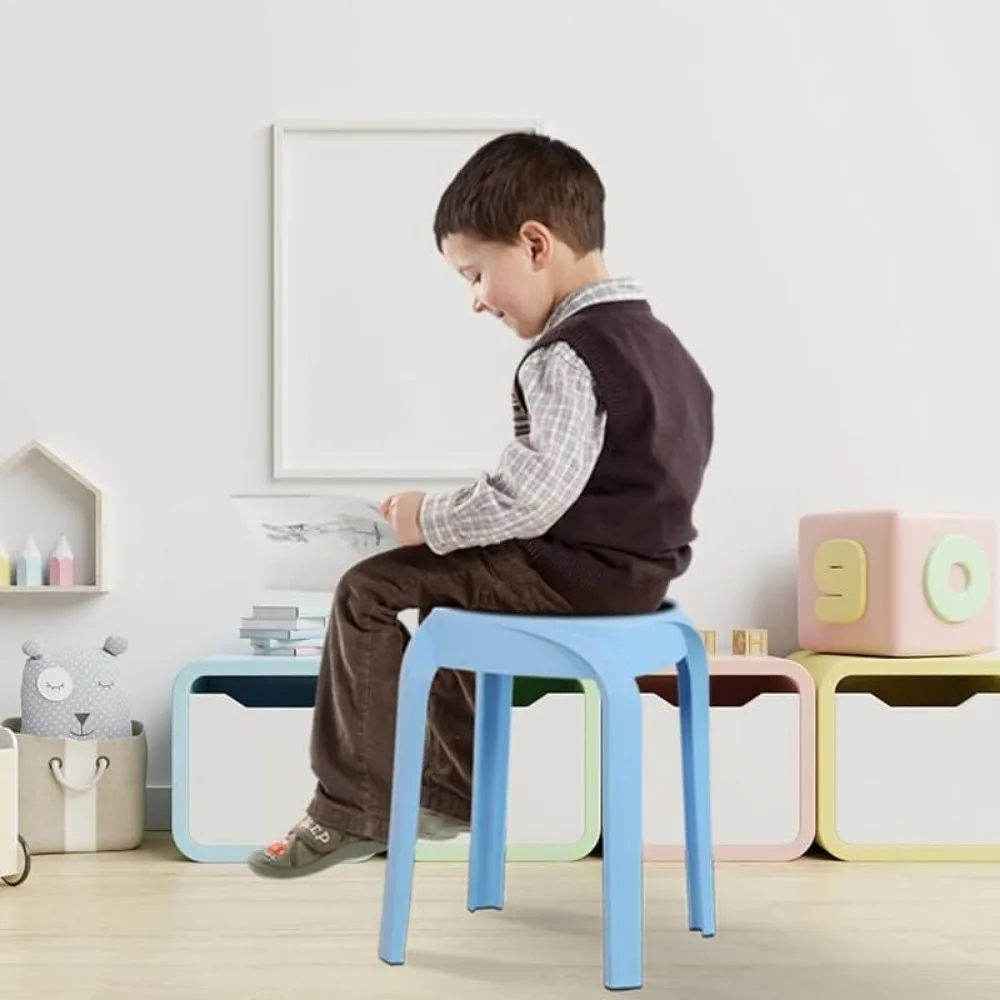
(640, 657, 816, 862)
(792, 650, 1000, 861)
(416, 680, 600, 862)
(171, 657, 599, 863)
(172, 658, 319, 862)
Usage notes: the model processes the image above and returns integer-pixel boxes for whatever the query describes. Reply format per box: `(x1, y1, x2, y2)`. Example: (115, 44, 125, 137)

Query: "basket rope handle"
(48, 755, 110, 793)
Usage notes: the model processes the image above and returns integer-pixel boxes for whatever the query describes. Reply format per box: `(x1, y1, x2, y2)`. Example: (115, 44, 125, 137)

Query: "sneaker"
(247, 817, 385, 879)
(417, 808, 470, 841)
(247, 809, 469, 879)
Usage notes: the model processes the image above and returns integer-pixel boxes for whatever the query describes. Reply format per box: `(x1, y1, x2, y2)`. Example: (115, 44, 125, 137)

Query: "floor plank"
(2, 835, 998, 999)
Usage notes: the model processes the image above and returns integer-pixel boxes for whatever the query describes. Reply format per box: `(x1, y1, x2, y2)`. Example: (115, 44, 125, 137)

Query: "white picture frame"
(271, 117, 541, 480)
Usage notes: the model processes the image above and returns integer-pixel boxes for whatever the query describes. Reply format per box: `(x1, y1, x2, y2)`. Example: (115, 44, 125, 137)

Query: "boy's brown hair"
(433, 131, 605, 257)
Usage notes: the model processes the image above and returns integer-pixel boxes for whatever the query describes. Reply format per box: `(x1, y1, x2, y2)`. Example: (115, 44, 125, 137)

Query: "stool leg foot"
(467, 673, 512, 913)
(379, 641, 436, 966)
(677, 645, 717, 937)
(598, 676, 644, 991)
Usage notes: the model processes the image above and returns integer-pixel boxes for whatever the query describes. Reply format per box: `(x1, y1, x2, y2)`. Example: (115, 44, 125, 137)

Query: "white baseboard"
(145, 786, 171, 832)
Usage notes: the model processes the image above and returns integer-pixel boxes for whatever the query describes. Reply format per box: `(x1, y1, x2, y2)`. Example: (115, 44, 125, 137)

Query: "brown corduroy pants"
(307, 540, 573, 843)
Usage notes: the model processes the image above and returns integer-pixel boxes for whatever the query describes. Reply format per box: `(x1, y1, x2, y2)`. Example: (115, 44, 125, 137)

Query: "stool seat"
(378, 603, 717, 992)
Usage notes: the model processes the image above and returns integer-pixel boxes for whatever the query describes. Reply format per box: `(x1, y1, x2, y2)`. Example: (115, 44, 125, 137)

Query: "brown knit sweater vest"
(514, 299, 714, 614)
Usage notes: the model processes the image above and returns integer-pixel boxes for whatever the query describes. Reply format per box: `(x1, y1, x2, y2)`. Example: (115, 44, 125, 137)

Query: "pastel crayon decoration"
(48, 534, 75, 587)
(16, 535, 42, 587)
(0, 538, 10, 586)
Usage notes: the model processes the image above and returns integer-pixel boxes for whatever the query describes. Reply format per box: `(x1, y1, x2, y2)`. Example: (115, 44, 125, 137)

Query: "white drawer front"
(642, 693, 801, 846)
(185, 689, 587, 850)
(835, 692, 1000, 845)
(187, 693, 315, 848)
(426, 692, 588, 848)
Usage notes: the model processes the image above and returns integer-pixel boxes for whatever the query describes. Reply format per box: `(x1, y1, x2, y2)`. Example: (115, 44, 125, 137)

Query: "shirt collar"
(540, 277, 646, 337)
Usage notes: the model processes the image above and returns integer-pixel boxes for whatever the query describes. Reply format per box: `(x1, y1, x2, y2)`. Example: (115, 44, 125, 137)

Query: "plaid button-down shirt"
(419, 278, 646, 554)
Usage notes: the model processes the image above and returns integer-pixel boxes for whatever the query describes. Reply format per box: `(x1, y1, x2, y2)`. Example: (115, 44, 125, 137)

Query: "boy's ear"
(519, 220, 552, 267)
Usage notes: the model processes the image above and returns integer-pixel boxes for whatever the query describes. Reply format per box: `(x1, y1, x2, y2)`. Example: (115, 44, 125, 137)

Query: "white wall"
(2, 0, 999, 816)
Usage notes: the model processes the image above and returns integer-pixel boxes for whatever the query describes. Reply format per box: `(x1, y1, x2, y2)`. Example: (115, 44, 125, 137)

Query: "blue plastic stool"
(378, 603, 716, 991)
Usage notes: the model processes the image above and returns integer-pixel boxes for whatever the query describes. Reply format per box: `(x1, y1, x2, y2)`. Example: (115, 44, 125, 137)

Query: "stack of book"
(239, 604, 328, 656)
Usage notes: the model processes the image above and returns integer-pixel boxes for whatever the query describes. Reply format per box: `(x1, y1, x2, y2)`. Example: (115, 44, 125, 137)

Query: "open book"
(232, 493, 400, 592)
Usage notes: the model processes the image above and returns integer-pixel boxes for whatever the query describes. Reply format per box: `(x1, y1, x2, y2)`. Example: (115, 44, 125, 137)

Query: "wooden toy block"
(798, 510, 997, 656)
(699, 629, 717, 655)
(732, 628, 768, 656)
(639, 655, 815, 862)
(791, 649, 1000, 861)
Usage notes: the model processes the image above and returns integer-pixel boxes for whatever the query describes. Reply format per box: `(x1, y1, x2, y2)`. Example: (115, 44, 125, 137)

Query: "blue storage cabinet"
(172, 656, 320, 863)
(171, 655, 599, 864)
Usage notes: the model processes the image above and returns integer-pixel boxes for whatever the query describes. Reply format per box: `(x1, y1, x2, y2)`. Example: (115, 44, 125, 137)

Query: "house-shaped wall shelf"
(0, 441, 105, 594)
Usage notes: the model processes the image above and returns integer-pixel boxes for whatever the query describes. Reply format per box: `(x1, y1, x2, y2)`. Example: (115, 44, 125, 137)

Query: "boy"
(248, 131, 714, 878)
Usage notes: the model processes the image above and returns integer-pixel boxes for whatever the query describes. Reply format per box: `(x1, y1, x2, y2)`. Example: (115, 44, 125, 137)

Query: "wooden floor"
(2, 834, 998, 999)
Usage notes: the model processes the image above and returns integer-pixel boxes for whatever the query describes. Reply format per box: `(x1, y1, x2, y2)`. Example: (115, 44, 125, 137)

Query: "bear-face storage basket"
(1, 718, 147, 854)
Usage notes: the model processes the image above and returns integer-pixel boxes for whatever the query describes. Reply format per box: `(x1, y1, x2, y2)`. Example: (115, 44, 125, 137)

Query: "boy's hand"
(380, 491, 426, 546)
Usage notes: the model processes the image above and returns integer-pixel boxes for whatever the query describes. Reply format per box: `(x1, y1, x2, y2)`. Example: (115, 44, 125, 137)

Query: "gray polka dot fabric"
(20, 636, 131, 740)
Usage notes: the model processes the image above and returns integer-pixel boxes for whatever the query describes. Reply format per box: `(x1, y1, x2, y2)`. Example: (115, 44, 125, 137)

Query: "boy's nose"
(472, 297, 486, 313)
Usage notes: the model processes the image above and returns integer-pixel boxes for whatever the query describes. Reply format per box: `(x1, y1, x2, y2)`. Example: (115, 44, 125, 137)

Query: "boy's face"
(441, 227, 556, 341)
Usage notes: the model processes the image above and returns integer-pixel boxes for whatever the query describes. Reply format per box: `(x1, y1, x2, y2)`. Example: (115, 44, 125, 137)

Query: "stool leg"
(467, 672, 513, 913)
(597, 672, 644, 991)
(379, 637, 437, 966)
(676, 643, 716, 937)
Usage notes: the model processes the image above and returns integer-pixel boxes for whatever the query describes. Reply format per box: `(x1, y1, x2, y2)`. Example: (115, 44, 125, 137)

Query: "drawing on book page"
(232, 494, 399, 592)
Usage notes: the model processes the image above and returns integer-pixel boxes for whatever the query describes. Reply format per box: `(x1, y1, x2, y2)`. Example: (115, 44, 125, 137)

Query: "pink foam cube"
(797, 510, 997, 657)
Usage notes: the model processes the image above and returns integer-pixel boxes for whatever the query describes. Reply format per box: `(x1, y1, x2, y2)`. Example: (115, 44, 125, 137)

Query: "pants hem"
(307, 787, 471, 843)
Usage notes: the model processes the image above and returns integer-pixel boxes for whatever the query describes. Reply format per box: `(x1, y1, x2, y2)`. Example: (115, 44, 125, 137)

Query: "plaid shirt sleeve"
(418, 342, 606, 554)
